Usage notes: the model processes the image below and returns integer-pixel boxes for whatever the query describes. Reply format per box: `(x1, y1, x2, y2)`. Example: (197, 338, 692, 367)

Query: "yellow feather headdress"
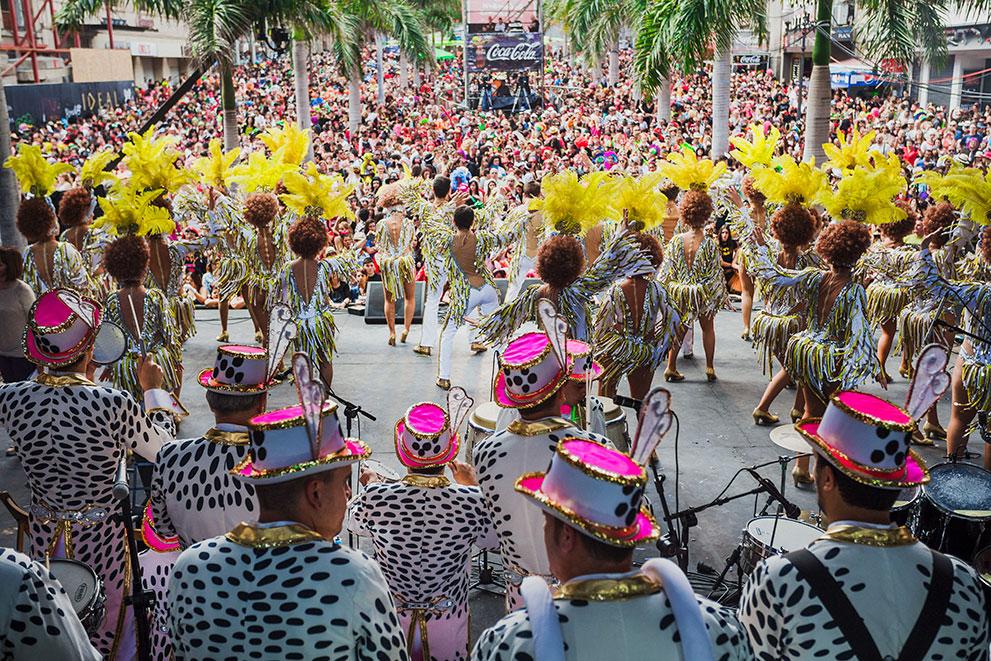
(227, 151, 296, 193)
(750, 156, 827, 208)
(78, 149, 119, 189)
(916, 165, 991, 226)
(529, 171, 618, 235)
(822, 129, 877, 173)
(121, 127, 194, 195)
(818, 164, 908, 225)
(4, 144, 74, 197)
(729, 124, 781, 169)
(260, 124, 310, 167)
(658, 147, 727, 192)
(91, 184, 175, 237)
(280, 162, 355, 220)
(192, 139, 241, 190)
(614, 173, 668, 231)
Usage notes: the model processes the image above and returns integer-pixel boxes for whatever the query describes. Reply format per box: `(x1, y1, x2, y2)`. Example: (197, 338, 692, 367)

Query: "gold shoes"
(388, 334, 396, 346)
(413, 345, 432, 356)
(216, 330, 230, 342)
(470, 342, 488, 354)
(664, 368, 685, 383)
(753, 408, 780, 426)
(254, 331, 263, 343)
(913, 421, 945, 446)
(899, 365, 912, 379)
(706, 368, 717, 382)
(790, 408, 803, 424)
(436, 378, 451, 391)
(792, 466, 815, 489)
(741, 330, 751, 342)
(400, 330, 409, 344)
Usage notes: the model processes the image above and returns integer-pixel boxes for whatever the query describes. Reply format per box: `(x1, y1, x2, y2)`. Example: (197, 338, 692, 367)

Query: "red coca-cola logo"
(485, 42, 540, 62)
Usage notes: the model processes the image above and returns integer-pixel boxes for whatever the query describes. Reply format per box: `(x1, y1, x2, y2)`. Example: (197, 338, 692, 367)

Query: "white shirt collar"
(828, 519, 896, 531)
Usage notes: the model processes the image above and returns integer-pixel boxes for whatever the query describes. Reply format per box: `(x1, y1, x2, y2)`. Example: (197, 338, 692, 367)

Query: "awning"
(830, 58, 889, 89)
(435, 48, 456, 61)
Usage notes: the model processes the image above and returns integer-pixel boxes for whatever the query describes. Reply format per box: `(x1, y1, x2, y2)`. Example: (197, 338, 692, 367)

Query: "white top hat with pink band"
(796, 390, 929, 489)
(516, 438, 660, 548)
(494, 331, 571, 408)
(24, 289, 102, 368)
(233, 402, 370, 484)
(395, 402, 460, 468)
(198, 344, 274, 394)
(566, 339, 602, 381)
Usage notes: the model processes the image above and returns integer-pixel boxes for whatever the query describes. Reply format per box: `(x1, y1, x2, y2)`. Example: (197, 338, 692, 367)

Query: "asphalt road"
(0, 304, 962, 634)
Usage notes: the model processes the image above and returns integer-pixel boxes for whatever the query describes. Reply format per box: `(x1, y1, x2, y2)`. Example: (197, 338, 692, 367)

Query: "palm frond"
(911, 0, 948, 63)
(567, 0, 625, 60)
(358, 0, 431, 67)
(56, 0, 119, 30)
(633, 0, 676, 99)
(187, 0, 253, 67)
(856, 0, 916, 64)
(670, 0, 736, 70)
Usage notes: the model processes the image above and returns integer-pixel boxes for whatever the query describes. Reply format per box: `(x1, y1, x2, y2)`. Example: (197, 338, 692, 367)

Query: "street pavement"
(0, 304, 961, 635)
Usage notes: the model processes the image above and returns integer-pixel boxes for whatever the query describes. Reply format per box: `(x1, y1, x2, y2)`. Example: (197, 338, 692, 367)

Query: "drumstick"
(125, 293, 146, 357)
(585, 366, 592, 431)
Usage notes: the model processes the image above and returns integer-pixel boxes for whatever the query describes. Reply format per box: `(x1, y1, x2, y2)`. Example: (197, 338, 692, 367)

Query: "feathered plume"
(267, 304, 299, 383)
(629, 387, 673, 466)
(536, 298, 569, 371)
(658, 147, 727, 192)
(227, 151, 296, 193)
(529, 171, 617, 235)
(191, 139, 241, 190)
(292, 353, 326, 462)
(4, 144, 74, 197)
(91, 184, 175, 237)
(818, 162, 908, 225)
(260, 123, 311, 166)
(121, 126, 193, 195)
(615, 173, 668, 231)
(916, 165, 991, 226)
(447, 387, 474, 439)
(822, 129, 877, 173)
(905, 344, 951, 422)
(280, 162, 356, 220)
(730, 124, 781, 169)
(78, 149, 119, 189)
(750, 155, 827, 208)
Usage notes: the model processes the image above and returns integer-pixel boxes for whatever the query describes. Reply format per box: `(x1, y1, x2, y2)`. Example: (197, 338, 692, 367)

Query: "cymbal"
(769, 425, 808, 453)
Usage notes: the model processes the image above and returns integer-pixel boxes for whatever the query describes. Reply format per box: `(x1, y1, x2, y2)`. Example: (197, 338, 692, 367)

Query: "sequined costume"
(376, 213, 417, 300)
(103, 288, 182, 399)
(859, 243, 915, 328)
(146, 233, 219, 347)
(750, 245, 878, 398)
(897, 247, 957, 358)
(274, 251, 361, 367)
(60, 228, 110, 301)
(474, 231, 652, 344)
(659, 233, 727, 322)
(22, 241, 88, 296)
(216, 209, 292, 302)
(592, 279, 681, 386)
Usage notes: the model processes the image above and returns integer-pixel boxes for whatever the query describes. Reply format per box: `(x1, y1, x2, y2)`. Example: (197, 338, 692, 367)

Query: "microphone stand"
(326, 388, 375, 548)
(114, 458, 153, 661)
(648, 455, 685, 569)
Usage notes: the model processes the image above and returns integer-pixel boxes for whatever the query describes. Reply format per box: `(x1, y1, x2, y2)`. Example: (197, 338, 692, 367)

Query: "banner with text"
(6, 81, 135, 125)
(465, 33, 542, 73)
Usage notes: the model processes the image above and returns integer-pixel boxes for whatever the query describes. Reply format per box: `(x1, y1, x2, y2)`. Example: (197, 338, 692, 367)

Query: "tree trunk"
(607, 46, 619, 86)
(710, 47, 732, 158)
(803, 0, 832, 162)
(399, 51, 408, 89)
(220, 64, 239, 153)
(0, 73, 20, 248)
(656, 75, 671, 123)
(292, 39, 314, 162)
(348, 70, 362, 135)
(375, 33, 386, 106)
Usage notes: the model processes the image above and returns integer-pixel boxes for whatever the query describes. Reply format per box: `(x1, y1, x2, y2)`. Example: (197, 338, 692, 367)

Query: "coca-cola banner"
(466, 33, 543, 73)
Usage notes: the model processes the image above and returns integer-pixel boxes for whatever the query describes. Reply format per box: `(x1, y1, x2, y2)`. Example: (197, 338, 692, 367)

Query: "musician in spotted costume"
(350, 400, 497, 660)
(740, 391, 989, 659)
(0, 289, 175, 659)
(0, 547, 100, 659)
(167, 400, 407, 660)
(140, 345, 271, 660)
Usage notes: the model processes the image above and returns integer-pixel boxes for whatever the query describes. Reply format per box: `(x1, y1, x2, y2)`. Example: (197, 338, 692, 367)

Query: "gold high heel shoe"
(706, 368, 717, 382)
(790, 408, 803, 424)
(436, 378, 451, 391)
(470, 342, 488, 354)
(899, 365, 911, 379)
(413, 345, 432, 356)
(792, 466, 815, 489)
(400, 330, 409, 344)
(664, 368, 685, 383)
(753, 408, 780, 426)
(922, 421, 946, 442)
(741, 330, 751, 342)
(216, 330, 230, 342)
(388, 334, 396, 346)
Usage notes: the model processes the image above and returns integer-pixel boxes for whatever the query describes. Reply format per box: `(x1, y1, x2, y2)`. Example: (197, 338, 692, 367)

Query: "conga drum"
(467, 401, 501, 462)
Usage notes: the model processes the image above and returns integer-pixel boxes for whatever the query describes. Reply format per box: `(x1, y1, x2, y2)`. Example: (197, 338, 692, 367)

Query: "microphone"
(612, 394, 642, 413)
(112, 457, 130, 502)
(746, 468, 802, 519)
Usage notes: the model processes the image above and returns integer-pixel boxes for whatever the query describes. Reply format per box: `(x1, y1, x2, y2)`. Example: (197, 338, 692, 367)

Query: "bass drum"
(598, 397, 630, 452)
(916, 462, 991, 562)
(739, 516, 823, 575)
(49, 558, 106, 635)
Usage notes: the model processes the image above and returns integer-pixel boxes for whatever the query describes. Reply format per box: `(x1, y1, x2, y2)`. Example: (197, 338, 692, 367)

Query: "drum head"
(891, 486, 920, 512)
(469, 402, 501, 430)
(598, 396, 620, 416)
(769, 425, 809, 453)
(48, 559, 97, 613)
(745, 516, 822, 552)
(973, 546, 991, 588)
(92, 321, 128, 365)
(923, 462, 991, 520)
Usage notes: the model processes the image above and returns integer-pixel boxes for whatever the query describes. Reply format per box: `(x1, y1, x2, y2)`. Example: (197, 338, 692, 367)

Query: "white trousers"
(438, 284, 500, 379)
(682, 323, 695, 356)
(504, 254, 537, 303)
(418, 270, 448, 348)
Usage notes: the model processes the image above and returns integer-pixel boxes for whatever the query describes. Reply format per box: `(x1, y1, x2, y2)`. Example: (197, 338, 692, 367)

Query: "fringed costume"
(103, 289, 182, 398)
(22, 240, 88, 296)
(375, 213, 416, 300)
(659, 233, 727, 322)
(897, 247, 957, 359)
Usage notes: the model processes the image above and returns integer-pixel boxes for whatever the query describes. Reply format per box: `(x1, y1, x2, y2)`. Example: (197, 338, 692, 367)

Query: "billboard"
(465, 33, 542, 73)
(6, 81, 135, 125)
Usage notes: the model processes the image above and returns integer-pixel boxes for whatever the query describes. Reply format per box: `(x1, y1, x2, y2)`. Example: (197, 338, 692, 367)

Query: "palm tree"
(632, 0, 676, 122)
(401, 0, 457, 90)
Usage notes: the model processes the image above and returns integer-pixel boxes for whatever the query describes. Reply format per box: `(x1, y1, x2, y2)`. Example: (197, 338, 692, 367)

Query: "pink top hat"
(566, 339, 602, 381)
(198, 344, 274, 394)
(516, 438, 660, 548)
(494, 331, 570, 409)
(394, 402, 460, 468)
(232, 402, 370, 484)
(24, 289, 102, 368)
(796, 390, 930, 489)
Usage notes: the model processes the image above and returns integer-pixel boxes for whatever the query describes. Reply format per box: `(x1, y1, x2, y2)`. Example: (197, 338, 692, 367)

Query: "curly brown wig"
(58, 187, 94, 228)
(634, 232, 663, 269)
(537, 234, 585, 289)
(981, 226, 991, 264)
(770, 203, 814, 248)
(288, 216, 328, 259)
(243, 192, 280, 229)
(816, 220, 872, 268)
(377, 183, 402, 208)
(104, 234, 149, 285)
(16, 197, 56, 243)
(678, 189, 713, 230)
(879, 200, 918, 242)
(922, 202, 956, 249)
(742, 176, 766, 207)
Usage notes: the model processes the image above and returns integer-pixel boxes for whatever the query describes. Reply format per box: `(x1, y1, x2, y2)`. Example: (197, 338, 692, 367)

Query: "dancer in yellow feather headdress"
(917, 165, 991, 226)
(59, 149, 119, 296)
(529, 170, 617, 235)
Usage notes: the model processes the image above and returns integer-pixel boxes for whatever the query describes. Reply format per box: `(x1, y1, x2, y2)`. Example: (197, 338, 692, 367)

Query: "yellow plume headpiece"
(530, 171, 617, 235)
(822, 129, 877, 173)
(916, 165, 991, 226)
(260, 123, 310, 166)
(78, 149, 119, 189)
(614, 173, 668, 231)
(3, 144, 74, 197)
(818, 164, 908, 225)
(729, 124, 781, 169)
(91, 184, 175, 237)
(121, 127, 193, 195)
(749, 156, 827, 208)
(658, 147, 726, 192)
(280, 162, 355, 220)
(192, 139, 240, 190)
(227, 151, 296, 193)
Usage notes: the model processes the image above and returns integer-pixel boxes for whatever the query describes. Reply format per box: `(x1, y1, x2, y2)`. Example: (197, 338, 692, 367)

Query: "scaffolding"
(0, 0, 94, 83)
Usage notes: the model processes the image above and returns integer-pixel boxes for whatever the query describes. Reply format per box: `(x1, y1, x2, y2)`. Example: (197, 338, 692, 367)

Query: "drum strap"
(786, 549, 953, 661)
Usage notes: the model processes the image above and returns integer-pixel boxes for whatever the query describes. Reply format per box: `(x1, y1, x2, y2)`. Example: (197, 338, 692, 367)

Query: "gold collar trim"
(34, 373, 96, 388)
(554, 572, 661, 601)
(401, 474, 451, 488)
(507, 417, 572, 437)
(821, 524, 917, 547)
(225, 522, 327, 548)
(204, 428, 251, 446)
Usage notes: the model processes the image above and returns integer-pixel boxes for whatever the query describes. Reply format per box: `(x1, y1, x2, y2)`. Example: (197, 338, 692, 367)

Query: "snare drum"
(467, 401, 502, 461)
(890, 486, 921, 528)
(599, 397, 630, 451)
(916, 462, 991, 562)
(740, 516, 823, 575)
(49, 558, 106, 634)
(973, 546, 991, 589)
